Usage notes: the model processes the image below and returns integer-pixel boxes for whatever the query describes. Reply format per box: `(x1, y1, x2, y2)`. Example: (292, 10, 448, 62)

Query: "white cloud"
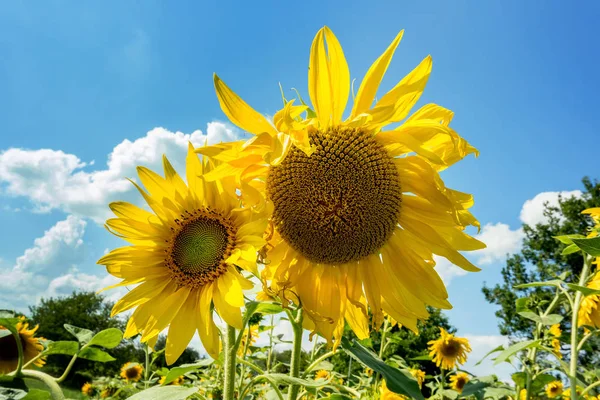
(0, 123, 241, 223)
(47, 271, 124, 304)
(474, 223, 525, 266)
(463, 334, 513, 382)
(520, 190, 582, 226)
(435, 256, 468, 287)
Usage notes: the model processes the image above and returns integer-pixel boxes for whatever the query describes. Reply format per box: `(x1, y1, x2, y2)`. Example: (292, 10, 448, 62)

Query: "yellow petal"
(217, 268, 245, 308)
(197, 284, 220, 359)
(112, 279, 171, 316)
(214, 74, 277, 136)
(213, 283, 243, 329)
(166, 291, 199, 365)
(308, 27, 350, 126)
(351, 30, 404, 117)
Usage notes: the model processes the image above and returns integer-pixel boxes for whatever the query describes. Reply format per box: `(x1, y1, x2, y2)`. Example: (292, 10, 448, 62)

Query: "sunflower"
(100, 387, 116, 399)
(314, 369, 330, 380)
(201, 26, 483, 344)
(549, 324, 562, 337)
(410, 368, 426, 389)
(160, 375, 184, 385)
(546, 380, 563, 398)
(428, 328, 471, 370)
(578, 271, 600, 328)
(81, 382, 97, 396)
(380, 380, 410, 400)
(551, 338, 562, 359)
(0, 317, 45, 374)
(238, 324, 259, 356)
(120, 362, 143, 382)
(98, 145, 268, 363)
(449, 372, 469, 393)
(519, 388, 527, 400)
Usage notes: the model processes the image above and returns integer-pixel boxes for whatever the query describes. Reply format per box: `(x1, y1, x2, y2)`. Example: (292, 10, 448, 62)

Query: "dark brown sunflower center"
(267, 126, 402, 264)
(166, 208, 237, 288)
(455, 377, 467, 390)
(441, 340, 462, 358)
(0, 330, 18, 360)
(126, 367, 140, 379)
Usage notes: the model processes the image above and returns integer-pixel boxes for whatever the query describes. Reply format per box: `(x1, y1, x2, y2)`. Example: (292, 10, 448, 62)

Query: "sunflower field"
(2, 24, 600, 400)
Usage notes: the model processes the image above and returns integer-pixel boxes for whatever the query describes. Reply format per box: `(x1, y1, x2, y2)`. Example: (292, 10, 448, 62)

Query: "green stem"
(302, 350, 338, 377)
(570, 256, 592, 400)
(12, 327, 24, 376)
(374, 318, 390, 388)
(237, 327, 253, 394)
(144, 343, 150, 389)
(55, 352, 79, 383)
(223, 324, 238, 400)
(21, 370, 65, 400)
(346, 357, 353, 384)
(236, 357, 264, 375)
(577, 329, 596, 352)
(266, 315, 275, 373)
(580, 379, 600, 397)
(239, 375, 285, 400)
(438, 368, 446, 398)
(287, 308, 304, 400)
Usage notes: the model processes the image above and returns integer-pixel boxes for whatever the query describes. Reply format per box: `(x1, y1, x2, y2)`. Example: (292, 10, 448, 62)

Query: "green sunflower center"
(166, 208, 237, 288)
(267, 126, 402, 265)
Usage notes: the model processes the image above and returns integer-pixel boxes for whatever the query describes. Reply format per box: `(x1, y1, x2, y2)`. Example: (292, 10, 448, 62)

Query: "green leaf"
(571, 237, 600, 256)
(125, 386, 199, 400)
(515, 297, 530, 312)
(22, 389, 51, 400)
(408, 355, 432, 361)
(514, 280, 563, 289)
(87, 328, 123, 349)
(530, 373, 556, 392)
(554, 234, 586, 244)
(291, 88, 317, 119)
(63, 324, 94, 344)
(0, 318, 20, 335)
(441, 389, 459, 399)
(566, 283, 600, 297)
(511, 372, 526, 387)
(475, 345, 505, 366)
(517, 311, 542, 323)
(321, 395, 353, 400)
(260, 373, 329, 389)
(341, 337, 424, 400)
(162, 360, 214, 384)
(0, 376, 27, 391)
(242, 302, 283, 326)
(78, 347, 116, 362)
(460, 378, 493, 397)
(562, 244, 580, 255)
(45, 341, 79, 356)
(539, 314, 564, 325)
(494, 340, 540, 365)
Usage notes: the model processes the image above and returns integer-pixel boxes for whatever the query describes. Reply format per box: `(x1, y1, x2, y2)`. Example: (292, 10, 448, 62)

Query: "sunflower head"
(551, 338, 562, 359)
(81, 382, 98, 396)
(409, 368, 426, 389)
(578, 272, 600, 328)
(549, 324, 562, 337)
(205, 25, 483, 345)
(428, 328, 471, 370)
(238, 324, 259, 357)
(160, 375, 184, 386)
(0, 316, 45, 374)
(314, 370, 330, 380)
(519, 388, 527, 400)
(120, 362, 143, 382)
(546, 380, 563, 398)
(449, 372, 469, 393)
(100, 387, 116, 398)
(380, 379, 410, 400)
(99, 146, 268, 364)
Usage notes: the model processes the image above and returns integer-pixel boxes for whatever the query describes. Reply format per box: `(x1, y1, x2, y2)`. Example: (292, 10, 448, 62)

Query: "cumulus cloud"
(520, 190, 582, 226)
(47, 271, 124, 304)
(0, 123, 241, 223)
(474, 223, 525, 266)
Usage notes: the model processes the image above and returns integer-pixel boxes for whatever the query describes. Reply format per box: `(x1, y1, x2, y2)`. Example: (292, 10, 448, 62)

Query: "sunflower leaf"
(163, 360, 214, 385)
(530, 373, 556, 392)
(63, 324, 94, 344)
(514, 280, 563, 289)
(460, 378, 493, 397)
(87, 328, 123, 349)
(0, 318, 20, 334)
(566, 283, 600, 297)
(493, 340, 540, 365)
(562, 243, 580, 255)
(124, 386, 199, 400)
(554, 234, 586, 245)
(45, 341, 79, 356)
(78, 347, 116, 362)
(474, 345, 505, 366)
(571, 237, 600, 256)
(260, 373, 329, 388)
(242, 302, 283, 327)
(340, 337, 424, 400)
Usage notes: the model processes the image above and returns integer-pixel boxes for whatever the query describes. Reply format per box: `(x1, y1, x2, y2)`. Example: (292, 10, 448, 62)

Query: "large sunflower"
(0, 317, 45, 374)
(200, 26, 484, 342)
(98, 145, 268, 364)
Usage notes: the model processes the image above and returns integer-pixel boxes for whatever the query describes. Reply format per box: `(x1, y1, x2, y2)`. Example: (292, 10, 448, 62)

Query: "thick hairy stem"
(570, 256, 591, 400)
(21, 370, 65, 400)
(287, 309, 304, 400)
(223, 325, 238, 400)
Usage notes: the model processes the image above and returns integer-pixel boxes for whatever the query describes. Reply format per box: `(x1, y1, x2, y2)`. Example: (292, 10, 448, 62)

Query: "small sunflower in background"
(551, 338, 562, 359)
(549, 324, 562, 337)
(238, 324, 259, 357)
(578, 271, 600, 328)
(98, 145, 268, 363)
(0, 317, 45, 374)
(314, 370, 330, 380)
(545, 380, 563, 398)
(203, 25, 483, 345)
(449, 372, 470, 393)
(81, 382, 97, 397)
(100, 387, 117, 399)
(120, 362, 143, 382)
(160, 375, 184, 385)
(380, 379, 409, 400)
(410, 368, 426, 388)
(519, 388, 527, 400)
(428, 328, 471, 370)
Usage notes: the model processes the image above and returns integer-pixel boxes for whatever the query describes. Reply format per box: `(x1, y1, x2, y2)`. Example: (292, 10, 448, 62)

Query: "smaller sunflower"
(81, 382, 97, 397)
(546, 380, 563, 398)
(519, 388, 527, 400)
(100, 387, 116, 399)
(160, 375, 184, 385)
(551, 338, 562, 359)
(238, 324, 259, 357)
(562, 386, 584, 399)
(549, 324, 562, 337)
(380, 380, 410, 400)
(0, 317, 45, 374)
(120, 362, 144, 382)
(449, 372, 469, 393)
(578, 271, 600, 328)
(410, 369, 426, 388)
(428, 328, 471, 370)
(314, 370, 330, 380)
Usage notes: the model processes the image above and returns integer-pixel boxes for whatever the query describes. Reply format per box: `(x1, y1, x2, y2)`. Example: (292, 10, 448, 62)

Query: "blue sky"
(1, 1, 598, 378)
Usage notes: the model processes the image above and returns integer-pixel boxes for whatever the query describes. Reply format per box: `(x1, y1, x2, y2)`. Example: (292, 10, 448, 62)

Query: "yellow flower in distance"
(0, 317, 45, 374)
(428, 328, 471, 369)
(578, 271, 600, 328)
(120, 362, 143, 382)
(410, 368, 426, 389)
(202, 26, 484, 344)
(81, 383, 96, 396)
(98, 145, 268, 364)
(546, 380, 563, 398)
(551, 338, 562, 359)
(449, 372, 469, 393)
(238, 324, 259, 357)
(160, 375, 184, 385)
(519, 388, 527, 400)
(380, 379, 410, 400)
(314, 369, 330, 380)
(549, 324, 561, 337)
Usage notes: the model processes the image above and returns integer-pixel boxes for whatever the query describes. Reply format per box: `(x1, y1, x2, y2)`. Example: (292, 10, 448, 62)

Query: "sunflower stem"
(287, 308, 304, 400)
(21, 370, 65, 400)
(55, 352, 79, 383)
(223, 324, 238, 400)
(570, 255, 591, 400)
(266, 314, 275, 373)
(237, 327, 253, 395)
(374, 318, 390, 388)
(302, 350, 338, 378)
(144, 343, 150, 389)
(11, 327, 25, 376)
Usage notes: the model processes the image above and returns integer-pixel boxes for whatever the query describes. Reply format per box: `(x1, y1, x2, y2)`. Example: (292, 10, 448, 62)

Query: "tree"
(482, 177, 600, 364)
(29, 291, 144, 387)
(152, 335, 201, 368)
